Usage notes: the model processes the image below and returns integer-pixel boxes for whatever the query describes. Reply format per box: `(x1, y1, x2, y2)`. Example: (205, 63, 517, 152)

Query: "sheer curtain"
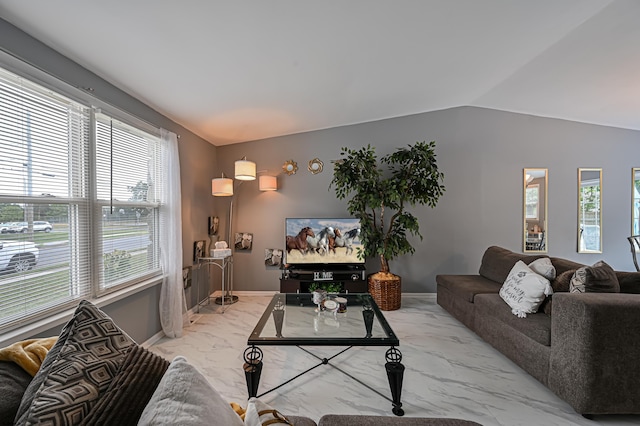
(159, 129, 188, 337)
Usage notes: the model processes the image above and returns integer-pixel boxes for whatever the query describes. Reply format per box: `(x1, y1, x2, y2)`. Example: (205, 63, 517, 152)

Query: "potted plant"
(330, 141, 445, 310)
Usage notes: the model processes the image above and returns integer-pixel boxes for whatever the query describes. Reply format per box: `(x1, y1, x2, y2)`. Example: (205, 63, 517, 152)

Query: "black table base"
(243, 344, 405, 416)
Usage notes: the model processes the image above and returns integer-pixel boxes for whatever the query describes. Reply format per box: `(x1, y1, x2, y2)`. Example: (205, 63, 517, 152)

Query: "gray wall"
(218, 106, 640, 293)
(0, 18, 218, 343)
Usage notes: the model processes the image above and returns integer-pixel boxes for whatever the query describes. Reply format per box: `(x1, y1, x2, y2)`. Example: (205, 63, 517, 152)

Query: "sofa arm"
(549, 293, 640, 415)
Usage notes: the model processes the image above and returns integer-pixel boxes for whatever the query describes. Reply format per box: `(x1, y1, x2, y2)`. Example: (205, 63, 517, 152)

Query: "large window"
(0, 66, 164, 332)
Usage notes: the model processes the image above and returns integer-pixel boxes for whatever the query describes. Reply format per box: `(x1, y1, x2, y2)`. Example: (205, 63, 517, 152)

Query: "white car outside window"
(8, 221, 53, 233)
(0, 240, 39, 273)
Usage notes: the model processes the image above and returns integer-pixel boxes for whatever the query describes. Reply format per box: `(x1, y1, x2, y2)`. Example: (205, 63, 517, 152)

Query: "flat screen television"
(285, 217, 363, 265)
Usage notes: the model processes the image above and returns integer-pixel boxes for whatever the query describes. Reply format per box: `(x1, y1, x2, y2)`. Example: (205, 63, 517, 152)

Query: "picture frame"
(208, 216, 219, 235)
(182, 266, 192, 289)
(234, 232, 253, 250)
(193, 240, 206, 261)
(265, 248, 283, 266)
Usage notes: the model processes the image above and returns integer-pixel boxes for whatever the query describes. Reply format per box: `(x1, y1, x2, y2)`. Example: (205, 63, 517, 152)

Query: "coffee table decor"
(243, 293, 405, 416)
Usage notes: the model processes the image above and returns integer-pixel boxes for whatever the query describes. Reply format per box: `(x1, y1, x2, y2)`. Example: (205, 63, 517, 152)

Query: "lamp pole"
(215, 181, 240, 305)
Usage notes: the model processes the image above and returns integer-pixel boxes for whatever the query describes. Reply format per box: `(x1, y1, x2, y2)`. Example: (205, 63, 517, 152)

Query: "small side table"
(196, 256, 235, 313)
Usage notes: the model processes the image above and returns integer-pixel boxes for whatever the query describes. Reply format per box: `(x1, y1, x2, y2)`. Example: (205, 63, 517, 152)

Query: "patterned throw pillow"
(570, 260, 620, 293)
(499, 260, 553, 318)
(14, 300, 136, 426)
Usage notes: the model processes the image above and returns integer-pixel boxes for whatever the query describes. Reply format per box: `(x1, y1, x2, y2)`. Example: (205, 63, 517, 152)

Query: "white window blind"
(0, 67, 92, 329)
(94, 113, 162, 293)
(0, 65, 165, 332)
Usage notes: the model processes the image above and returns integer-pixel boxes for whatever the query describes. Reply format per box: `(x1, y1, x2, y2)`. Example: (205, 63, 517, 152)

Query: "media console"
(280, 263, 367, 293)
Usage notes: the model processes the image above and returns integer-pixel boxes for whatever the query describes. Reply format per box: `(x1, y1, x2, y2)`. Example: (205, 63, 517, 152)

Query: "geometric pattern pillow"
(14, 300, 136, 426)
(570, 260, 620, 293)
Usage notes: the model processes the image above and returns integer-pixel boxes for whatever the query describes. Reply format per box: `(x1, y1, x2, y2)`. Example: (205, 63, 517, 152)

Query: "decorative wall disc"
(282, 159, 298, 175)
(308, 158, 323, 174)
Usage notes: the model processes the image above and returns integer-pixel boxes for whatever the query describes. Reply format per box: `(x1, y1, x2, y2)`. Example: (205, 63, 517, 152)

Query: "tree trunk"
(380, 254, 390, 273)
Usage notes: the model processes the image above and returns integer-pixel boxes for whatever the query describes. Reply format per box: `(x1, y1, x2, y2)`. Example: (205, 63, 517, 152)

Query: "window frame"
(0, 51, 166, 335)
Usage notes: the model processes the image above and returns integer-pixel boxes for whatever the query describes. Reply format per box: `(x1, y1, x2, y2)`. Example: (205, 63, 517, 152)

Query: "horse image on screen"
(285, 218, 363, 265)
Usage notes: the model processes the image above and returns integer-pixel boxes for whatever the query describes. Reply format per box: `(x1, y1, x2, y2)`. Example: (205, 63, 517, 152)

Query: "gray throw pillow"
(0, 361, 32, 426)
(570, 260, 620, 293)
(138, 356, 244, 426)
(528, 257, 556, 281)
(14, 300, 136, 426)
(539, 269, 575, 315)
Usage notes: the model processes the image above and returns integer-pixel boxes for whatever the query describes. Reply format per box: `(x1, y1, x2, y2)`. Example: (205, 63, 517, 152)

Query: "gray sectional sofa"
(436, 246, 640, 418)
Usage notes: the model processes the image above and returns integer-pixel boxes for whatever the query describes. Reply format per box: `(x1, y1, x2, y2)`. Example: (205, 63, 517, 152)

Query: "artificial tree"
(331, 141, 445, 308)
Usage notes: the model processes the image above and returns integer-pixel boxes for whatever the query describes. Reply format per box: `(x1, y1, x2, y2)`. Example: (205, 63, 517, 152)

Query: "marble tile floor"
(148, 294, 638, 426)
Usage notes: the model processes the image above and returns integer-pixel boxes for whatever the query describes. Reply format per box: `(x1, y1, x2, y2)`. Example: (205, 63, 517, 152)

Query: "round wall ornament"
(308, 158, 324, 174)
(282, 160, 298, 175)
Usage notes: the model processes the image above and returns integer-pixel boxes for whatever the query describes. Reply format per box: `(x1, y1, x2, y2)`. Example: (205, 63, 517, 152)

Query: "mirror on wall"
(633, 168, 640, 236)
(578, 168, 602, 253)
(523, 168, 548, 253)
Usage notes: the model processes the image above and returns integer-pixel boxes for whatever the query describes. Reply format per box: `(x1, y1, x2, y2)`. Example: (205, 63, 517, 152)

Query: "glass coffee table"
(244, 293, 405, 416)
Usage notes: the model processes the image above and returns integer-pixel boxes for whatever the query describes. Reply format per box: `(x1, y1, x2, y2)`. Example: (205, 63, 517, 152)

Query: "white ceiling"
(1, 0, 639, 146)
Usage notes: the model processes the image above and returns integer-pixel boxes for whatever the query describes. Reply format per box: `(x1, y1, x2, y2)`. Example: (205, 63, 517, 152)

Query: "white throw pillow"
(245, 397, 293, 425)
(138, 356, 244, 426)
(528, 257, 556, 280)
(499, 260, 553, 318)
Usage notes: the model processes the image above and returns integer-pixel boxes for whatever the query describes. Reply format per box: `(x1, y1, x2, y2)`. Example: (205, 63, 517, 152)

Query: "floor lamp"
(211, 157, 257, 305)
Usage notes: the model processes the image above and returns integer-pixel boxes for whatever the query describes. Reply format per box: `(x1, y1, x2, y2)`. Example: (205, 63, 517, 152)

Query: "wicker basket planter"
(368, 271, 401, 311)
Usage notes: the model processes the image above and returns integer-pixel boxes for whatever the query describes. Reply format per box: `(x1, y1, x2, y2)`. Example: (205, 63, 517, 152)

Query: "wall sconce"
(259, 175, 278, 191)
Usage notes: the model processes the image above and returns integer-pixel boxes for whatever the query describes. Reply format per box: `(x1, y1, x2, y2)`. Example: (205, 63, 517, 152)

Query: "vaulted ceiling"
(1, 0, 639, 146)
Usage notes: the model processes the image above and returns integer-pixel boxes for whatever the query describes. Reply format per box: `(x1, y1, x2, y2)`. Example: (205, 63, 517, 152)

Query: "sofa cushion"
(475, 294, 551, 346)
(499, 261, 553, 318)
(436, 274, 501, 303)
(0, 361, 32, 426)
(549, 257, 585, 276)
(570, 260, 620, 293)
(138, 356, 244, 426)
(478, 246, 546, 283)
(14, 300, 136, 426)
(615, 271, 640, 294)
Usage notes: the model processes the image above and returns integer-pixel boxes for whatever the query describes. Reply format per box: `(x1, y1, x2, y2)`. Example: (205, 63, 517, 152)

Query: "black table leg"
(243, 346, 263, 398)
(385, 346, 405, 416)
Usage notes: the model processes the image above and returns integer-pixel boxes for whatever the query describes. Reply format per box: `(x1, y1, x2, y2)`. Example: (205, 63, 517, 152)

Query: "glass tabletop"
(248, 293, 399, 346)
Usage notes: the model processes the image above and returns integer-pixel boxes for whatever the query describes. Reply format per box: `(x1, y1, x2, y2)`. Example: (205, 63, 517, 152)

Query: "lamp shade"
(235, 158, 256, 181)
(259, 175, 278, 191)
(212, 177, 233, 196)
